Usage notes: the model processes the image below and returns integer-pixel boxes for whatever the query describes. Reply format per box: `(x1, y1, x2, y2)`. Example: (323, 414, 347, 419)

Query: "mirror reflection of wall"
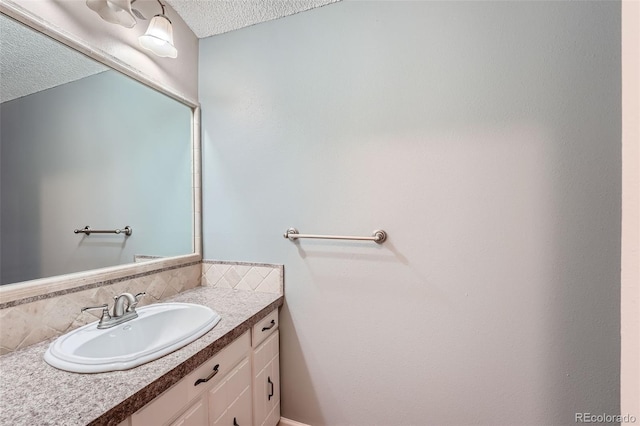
(0, 13, 193, 285)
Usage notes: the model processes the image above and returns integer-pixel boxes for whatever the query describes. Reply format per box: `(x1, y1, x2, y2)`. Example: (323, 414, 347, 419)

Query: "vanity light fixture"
(85, 0, 177, 59)
(138, 0, 178, 58)
(86, 0, 137, 28)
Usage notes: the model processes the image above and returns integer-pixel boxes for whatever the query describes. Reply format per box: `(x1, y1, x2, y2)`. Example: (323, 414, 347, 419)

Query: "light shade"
(138, 15, 178, 58)
(86, 0, 136, 28)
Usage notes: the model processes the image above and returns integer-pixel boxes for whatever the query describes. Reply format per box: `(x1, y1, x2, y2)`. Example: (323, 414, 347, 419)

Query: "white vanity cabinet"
(127, 309, 280, 426)
(251, 310, 280, 426)
(131, 331, 251, 426)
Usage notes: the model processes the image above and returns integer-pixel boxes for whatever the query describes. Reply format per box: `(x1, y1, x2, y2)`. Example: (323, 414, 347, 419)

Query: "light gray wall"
(200, 1, 621, 425)
(1, 71, 192, 284)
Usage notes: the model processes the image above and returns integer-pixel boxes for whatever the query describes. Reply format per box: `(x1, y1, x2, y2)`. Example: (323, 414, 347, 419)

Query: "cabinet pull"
(268, 376, 274, 400)
(262, 319, 276, 332)
(194, 364, 219, 386)
(233, 417, 239, 426)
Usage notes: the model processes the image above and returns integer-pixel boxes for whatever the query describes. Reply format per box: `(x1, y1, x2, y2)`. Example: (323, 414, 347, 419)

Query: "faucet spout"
(113, 293, 136, 317)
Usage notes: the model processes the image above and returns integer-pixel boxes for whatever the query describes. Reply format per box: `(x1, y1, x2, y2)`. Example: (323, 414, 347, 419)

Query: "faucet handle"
(81, 304, 111, 320)
(128, 292, 146, 312)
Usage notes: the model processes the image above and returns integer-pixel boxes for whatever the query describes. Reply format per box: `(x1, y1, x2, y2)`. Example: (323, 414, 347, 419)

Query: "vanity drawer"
(186, 331, 250, 400)
(132, 331, 250, 426)
(252, 309, 278, 348)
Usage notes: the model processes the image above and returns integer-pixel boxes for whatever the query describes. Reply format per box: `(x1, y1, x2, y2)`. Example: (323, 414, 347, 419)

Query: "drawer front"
(132, 331, 250, 426)
(187, 331, 251, 401)
(251, 309, 278, 348)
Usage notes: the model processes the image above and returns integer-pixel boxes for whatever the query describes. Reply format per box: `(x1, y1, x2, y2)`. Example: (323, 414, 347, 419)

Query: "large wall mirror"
(0, 11, 196, 289)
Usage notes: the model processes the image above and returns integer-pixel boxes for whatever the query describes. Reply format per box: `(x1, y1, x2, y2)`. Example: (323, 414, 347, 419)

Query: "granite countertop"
(0, 287, 284, 426)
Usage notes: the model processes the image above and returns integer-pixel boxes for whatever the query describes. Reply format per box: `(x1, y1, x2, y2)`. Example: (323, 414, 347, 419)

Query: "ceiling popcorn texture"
(0, 1, 339, 102)
(0, 15, 107, 104)
(165, 0, 340, 38)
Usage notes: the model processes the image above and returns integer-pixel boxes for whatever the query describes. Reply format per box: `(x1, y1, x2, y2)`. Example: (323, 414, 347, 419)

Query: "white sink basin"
(44, 303, 221, 373)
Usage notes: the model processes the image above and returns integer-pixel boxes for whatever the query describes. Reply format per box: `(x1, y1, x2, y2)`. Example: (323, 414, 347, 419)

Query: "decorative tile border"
(0, 263, 201, 354)
(0, 261, 202, 310)
(201, 261, 283, 295)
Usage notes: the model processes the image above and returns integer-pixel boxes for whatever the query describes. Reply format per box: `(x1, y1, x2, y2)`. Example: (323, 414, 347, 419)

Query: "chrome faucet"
(113, 292, 137, 317)
(81, 292, 146, 329)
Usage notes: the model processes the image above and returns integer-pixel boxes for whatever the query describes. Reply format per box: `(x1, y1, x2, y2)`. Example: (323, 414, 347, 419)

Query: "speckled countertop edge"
(0, 287, 283, 426)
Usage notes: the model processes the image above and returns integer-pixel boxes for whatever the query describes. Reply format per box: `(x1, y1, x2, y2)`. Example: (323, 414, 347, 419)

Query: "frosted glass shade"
(138, 15, 178, 59)
(86, 0, 136, 28)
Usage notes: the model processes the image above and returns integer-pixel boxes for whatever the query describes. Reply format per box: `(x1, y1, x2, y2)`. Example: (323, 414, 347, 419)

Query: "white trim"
(279, 418, 312, 426)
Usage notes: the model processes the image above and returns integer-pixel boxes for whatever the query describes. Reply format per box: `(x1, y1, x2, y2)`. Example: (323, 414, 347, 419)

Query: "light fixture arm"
(157, 0, 167, 17)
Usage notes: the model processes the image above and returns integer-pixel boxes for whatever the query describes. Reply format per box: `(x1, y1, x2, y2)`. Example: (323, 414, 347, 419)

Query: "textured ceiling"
(0, 1, 339, 103)
(0, 14, 107, 104)
(165, 0, 340, 39)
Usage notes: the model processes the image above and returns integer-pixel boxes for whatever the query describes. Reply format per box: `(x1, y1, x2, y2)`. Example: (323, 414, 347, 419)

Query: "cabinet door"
(225, 387, 252, 426)
(264, 353, 280, 426)
(268, 352, 280, 422)
(170, 397, 208, 426)
(209, 357, 252, 426)
(252, 330, 279, 426)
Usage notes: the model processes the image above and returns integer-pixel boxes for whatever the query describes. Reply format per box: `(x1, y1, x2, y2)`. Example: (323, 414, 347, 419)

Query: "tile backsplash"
(0, 260, 283, 355)
(0, 263, 201, 355)
(201, 261, 283, 294)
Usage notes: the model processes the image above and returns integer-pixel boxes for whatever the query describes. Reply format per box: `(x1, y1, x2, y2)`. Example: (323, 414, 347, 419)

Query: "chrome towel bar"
(74, 226, 133, 236)
(283, 228, 387, 244)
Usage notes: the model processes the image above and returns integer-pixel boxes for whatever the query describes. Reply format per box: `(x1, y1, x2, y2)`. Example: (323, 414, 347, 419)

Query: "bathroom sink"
(44, 303, 221, 373)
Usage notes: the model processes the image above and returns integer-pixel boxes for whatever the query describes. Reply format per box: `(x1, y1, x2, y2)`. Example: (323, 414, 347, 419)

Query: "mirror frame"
(0, 2, 202, 305)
